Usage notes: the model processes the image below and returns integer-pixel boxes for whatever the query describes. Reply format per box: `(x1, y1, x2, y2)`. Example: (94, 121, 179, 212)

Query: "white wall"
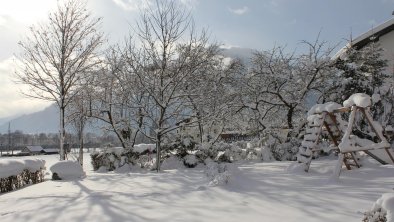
(378, 30, 394, 77)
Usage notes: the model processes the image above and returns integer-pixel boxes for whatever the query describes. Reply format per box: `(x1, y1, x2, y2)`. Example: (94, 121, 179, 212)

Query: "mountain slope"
(0, 104, 58, 134)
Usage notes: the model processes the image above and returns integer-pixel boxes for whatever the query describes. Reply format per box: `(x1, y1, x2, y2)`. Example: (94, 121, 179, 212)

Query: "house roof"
(25, 146, 44, 152)
(351, 18, 394, 49)
(333, 18, 394, 59)
(43, 148, 59, 153)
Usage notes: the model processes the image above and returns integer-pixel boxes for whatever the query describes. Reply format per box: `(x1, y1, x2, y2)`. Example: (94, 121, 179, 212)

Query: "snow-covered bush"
(363, 207, 387, 222)
(183, 154, 198, 168)
(91, 145, 156, 171)
(205, 159, 231, 186)
(91, 147, 125, 171)
(363, 193, 394, 222)
(50, 161, 86, 180)
(194, 141, 259, 164)
(260, 130, 300, 161)
(0, 159, 46, 193)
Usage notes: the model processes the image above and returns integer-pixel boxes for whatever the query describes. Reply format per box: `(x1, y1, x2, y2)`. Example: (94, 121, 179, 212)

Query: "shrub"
(0, 159, 45, 193)
(91, 145, 156, 171)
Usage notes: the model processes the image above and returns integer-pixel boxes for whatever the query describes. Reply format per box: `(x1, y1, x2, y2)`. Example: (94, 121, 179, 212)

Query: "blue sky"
(84, 0, 394, 52)
(0, 0, 393, 118)
(192, 0, 393, 50)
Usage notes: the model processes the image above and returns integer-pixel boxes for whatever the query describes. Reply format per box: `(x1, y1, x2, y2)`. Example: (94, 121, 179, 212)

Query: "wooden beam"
(363, 150, 387, 165)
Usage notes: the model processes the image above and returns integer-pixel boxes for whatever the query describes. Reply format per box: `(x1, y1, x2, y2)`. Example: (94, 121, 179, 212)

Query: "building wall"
(378, 30, 394, 77)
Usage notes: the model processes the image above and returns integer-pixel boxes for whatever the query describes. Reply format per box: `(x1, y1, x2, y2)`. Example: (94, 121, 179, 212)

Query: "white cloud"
(112, 0, 198, 11)
(0, 16, 6, 27)
(179, 0, 199, 9)
(0, 57, 52, 118)
(220, 44, 240, 49)
(112, 0, 152, 11)
(228, 6, 249, 15)
(0, 0, 56, 25)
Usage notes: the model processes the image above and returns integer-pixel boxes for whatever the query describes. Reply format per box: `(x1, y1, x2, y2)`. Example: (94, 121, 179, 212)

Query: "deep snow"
(0, 153, 393, 222)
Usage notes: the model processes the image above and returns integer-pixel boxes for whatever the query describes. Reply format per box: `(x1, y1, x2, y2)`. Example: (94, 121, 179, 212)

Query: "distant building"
(42, 148, 59, 155)
(20, 146, 59, 155)
(21, 146, 44, 155)
(219, 131, 256, 142)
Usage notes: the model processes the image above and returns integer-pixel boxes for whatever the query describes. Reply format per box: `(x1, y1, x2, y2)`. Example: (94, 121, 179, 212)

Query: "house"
(20, 146, 59, 155)
(219, 131, 256, 142)
(42, 148, 59, 155)
(20, 146, 44, 155)
(334, 18, 394, 75)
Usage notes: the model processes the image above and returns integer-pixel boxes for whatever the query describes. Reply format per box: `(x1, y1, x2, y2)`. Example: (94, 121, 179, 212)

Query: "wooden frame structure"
(298, 105, 394, 177)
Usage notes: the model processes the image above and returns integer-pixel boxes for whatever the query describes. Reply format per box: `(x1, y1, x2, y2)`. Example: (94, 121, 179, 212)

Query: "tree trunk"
(156, 133, 161, 172)
(59, 105, 65, 160)
(79, 118, 84, 166)
(287, 106, 294, 130)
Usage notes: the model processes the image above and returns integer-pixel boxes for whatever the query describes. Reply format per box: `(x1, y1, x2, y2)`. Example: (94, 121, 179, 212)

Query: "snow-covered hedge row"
(0, 159, 46, 193)
(91, 145, 155, 171)
(91, 141, 263, 171)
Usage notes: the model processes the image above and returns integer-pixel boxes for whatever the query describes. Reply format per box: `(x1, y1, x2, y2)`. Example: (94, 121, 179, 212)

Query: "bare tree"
(16, 0, 104, 160)
(67, 82, 94, 166)
(239, 38, 336, 137)
(87, 48, 141, 150)
(121, 0, 220, 171)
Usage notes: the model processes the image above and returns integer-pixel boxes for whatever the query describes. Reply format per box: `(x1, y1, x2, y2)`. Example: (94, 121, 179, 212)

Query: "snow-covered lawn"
(0, 154, 393, 222)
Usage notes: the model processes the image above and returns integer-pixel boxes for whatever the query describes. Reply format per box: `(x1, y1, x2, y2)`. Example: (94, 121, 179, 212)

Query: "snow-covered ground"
(0, 153, 393, 222)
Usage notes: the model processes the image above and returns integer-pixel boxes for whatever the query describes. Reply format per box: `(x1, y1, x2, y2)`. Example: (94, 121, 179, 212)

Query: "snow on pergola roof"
(333, 18, 394, 59)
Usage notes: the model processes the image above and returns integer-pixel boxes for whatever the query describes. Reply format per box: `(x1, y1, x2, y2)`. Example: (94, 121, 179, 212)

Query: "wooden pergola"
(298, 104, 394, 177)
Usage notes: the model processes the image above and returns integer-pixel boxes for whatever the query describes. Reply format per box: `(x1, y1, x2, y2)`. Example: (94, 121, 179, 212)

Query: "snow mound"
(184, 154, 198, 168)
(0, 160, 26, 178)
(24, 159, 46, 172)
(114, 164, 132, 173)
(343, 93, 371, 108)
(364, 193, 394, 222)
(0, 159, 46, 178)
(286, 162, 307, 174)
(307, 102, 341, 116)
(133, 144, 155, 153)
(161, 156, 184, 170)
(50, 161, 86, 180)
(205, 160, 239, 186)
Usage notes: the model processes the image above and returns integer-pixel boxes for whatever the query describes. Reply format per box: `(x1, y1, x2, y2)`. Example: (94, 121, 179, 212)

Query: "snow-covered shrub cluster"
(91, 145, 156, 171)
(195, 141, 260, 164)
(258, 130, 300, 161)
(363, 193, 394, 222)
(205, 159, 232, 186)
(162, 139, 260, 168)
(91, 140, 263, 172)
(0, 159, 46, 193)
(363, 207, 387, 222)
(50, 161, 86, 180)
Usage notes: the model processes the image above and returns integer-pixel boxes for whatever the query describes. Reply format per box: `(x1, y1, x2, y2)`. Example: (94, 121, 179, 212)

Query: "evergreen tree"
(329, 41, 393, 139)
(331, 42, 387, 102)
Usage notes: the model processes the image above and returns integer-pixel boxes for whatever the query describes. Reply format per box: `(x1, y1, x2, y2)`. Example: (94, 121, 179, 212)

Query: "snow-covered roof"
(25, 146, 44, 152)
(43, 148, 59, 153)
(333, 18, 394, 59)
